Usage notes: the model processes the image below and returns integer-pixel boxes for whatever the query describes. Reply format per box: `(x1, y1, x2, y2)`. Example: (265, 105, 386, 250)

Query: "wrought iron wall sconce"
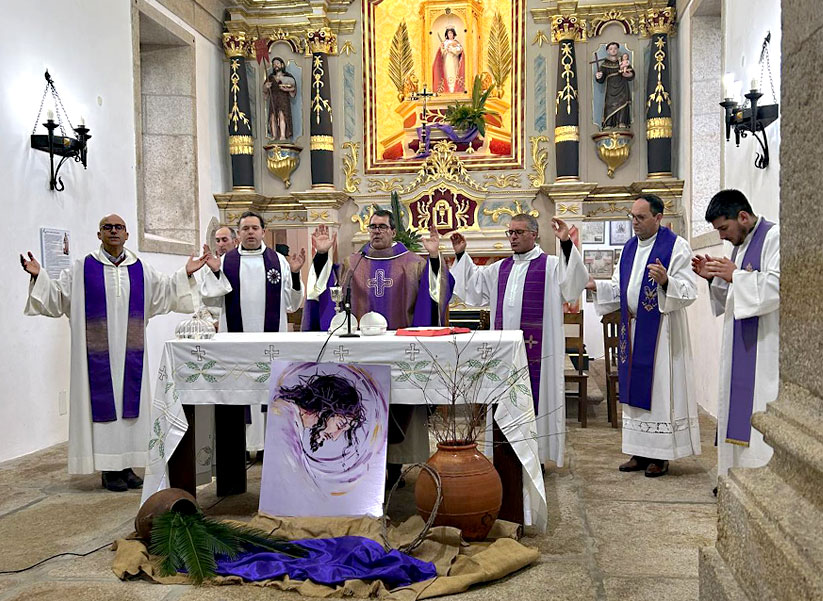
(720, 33, 778, 170)
(30, 71, 91, 191)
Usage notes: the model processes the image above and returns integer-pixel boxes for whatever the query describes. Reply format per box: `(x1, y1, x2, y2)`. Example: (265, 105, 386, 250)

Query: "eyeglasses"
(367, 224, 391, 232)
(505, 229, 534, 238)
(100, 224, 126, 232)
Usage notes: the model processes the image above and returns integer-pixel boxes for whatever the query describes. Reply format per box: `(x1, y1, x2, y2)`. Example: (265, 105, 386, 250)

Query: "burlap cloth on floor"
(112, 514, 539, 599)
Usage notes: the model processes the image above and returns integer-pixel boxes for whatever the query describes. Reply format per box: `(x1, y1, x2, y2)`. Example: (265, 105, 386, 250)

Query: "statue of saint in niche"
(594, 41, 634, 129)
(433, 27, 465, 94)
(264, 57, 297, 140)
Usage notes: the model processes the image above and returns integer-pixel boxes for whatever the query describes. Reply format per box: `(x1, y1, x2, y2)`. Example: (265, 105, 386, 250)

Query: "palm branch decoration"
(149, 510, 307, 585)
(443, 75, 498, 137)
(487, 12, 512, 98)
(388, 192, 422, 252)
(388, 21, 415, 101)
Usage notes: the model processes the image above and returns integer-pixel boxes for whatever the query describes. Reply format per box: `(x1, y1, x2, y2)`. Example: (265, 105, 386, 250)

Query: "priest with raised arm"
(22, 214, 208, 491)
(449, 214, 589, 468)
(587, 195, 701, 477)
(200, 211, 305, 470)
(693, 189, 779, 495)
(302, 209, 454, 487)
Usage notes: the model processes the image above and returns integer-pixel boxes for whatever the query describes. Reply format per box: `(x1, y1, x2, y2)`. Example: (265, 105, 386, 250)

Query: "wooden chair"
(601, 310, 620, 428)
(564, 311, 588, 428)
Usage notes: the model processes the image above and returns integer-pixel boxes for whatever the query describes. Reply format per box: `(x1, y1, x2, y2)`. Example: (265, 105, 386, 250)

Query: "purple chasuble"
(83, 255, 145, 423)
(222, 248, 283, 333)
(617, 227, 677, 411)
(347, 243, 453, 329)
(494, 254, 548, 413)
(726, 219, 775, 445)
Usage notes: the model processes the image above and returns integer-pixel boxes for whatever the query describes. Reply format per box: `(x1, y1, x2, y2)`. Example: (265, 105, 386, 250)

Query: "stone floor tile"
(0, 581, 169, 601)
(603, 576, 699, 601)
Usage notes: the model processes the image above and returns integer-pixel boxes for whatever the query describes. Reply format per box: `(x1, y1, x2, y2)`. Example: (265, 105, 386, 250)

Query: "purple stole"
(726, 219, 775, 445)
(618, 227, 677, 411)
(494, 253, 548, 413)
(222, 248, 282, 333)
(83, 255, 145, 423)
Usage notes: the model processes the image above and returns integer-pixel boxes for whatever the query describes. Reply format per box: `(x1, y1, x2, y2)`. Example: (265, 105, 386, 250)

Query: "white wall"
(0, 0, 227, 463)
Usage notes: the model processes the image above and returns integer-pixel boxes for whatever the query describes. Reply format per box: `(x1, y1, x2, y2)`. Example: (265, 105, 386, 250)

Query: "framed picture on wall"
(583, 249, 615, 279)
(610, 220, 632, 245)
(585, 288, 595, 303)
(581, 221, 606, 244)
(614, 248, 622, 266)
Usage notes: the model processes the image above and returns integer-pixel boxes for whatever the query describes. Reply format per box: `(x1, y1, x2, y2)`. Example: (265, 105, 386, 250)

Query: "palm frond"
(388, 22, 414, 94)
(487, 12, 513, 92)
(203, 517, 308, 558)
(176, 514, 216, 584)
(149, 511, 185, 577)
(390, 192, 422, 251)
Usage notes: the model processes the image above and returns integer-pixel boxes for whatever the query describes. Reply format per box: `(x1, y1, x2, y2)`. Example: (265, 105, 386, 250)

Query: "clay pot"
(415, 441, 503, 541)
(134, 488, 200, 540)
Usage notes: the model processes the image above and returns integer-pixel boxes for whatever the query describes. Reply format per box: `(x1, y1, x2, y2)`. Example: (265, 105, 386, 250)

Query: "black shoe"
(619, 456, 650, 472)
(102, 471, 128, 492)
(122, 468, 143, 489)
(644, 460, 669, 478)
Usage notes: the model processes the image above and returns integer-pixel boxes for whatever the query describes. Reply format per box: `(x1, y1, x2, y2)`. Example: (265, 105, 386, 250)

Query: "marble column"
(223, 32, 255, 191)
(551, 16, 584, 181)
(307, 27, 337, 189)
(699, 2, 823, 599)
(643, 9, 674, 178)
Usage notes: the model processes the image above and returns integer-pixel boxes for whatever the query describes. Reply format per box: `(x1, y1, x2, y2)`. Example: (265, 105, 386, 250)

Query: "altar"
(141, 330, 548, 532)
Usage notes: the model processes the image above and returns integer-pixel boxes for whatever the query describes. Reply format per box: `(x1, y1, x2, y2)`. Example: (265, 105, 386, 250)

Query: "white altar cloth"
(141, 330, 547, 531)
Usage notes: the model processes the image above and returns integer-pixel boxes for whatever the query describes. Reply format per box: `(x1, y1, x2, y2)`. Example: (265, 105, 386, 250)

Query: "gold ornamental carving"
(646, 36, 671, 113)
(589, 9, 636, 37)
(640, 7, 676, 37)
(265, 143, 301, 189)
(403, 141, 487, 193)
(483, 173, 522, 189)
(646, 117, 673, 140)
(587, 202, 628, 218)
(555, 125, 579, 143)
(528, 135, 551, 188)
(310, 209, 330, 221)
(341, 141, 361, 193)
(555, 42, 577, 115)
(551, 15, 586, 43)
(250, 30, 305, 57)
(352, 204, 378, 233)
(340, 41, 355, 56)
(557, 203, 580, 215)
(223, 32, 252, 58)
(311, 55, 333, 124)
(310, 135, 335, 152)
(229, 135, 254, 156)
(307, 27, 338, 55)
(367, 178, 404, 192)
(483, 199, 539, 223)
(592, 131, 634, 178)
(532, 31, 550, 47)
(228, 59, 250, 133)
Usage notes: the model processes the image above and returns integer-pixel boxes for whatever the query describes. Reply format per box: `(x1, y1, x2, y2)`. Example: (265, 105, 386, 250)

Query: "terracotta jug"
(134, 488, 199, 540)
(415, 442, 503, 541)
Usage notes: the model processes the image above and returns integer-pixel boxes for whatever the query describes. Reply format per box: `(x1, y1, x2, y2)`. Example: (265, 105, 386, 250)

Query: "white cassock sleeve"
(145, 264, 197, 318)
(730, 229, 780, 319)
(658, 238, 697, 314)
(199, 264, 233, 299)
(25, 268, 73, 318)
(280, 253, 305, 313)
(306, 251, 334, 301)
(709, 274, 729, 316)
(593, 266, 621, 316)
(559, 245, 590, 303)
(450, 251, 492, 307)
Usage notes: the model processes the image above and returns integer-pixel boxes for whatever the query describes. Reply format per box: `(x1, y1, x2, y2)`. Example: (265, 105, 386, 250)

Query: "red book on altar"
(395, 327, 471, 337)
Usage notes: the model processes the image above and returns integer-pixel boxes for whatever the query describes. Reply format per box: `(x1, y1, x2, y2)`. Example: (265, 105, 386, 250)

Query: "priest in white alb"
(587, 194, 701, 477)
(693, 189, 779, 493)
(449, 213, 589, 468)
(22, 214, 207, 491)
(199, 211, 305, 493)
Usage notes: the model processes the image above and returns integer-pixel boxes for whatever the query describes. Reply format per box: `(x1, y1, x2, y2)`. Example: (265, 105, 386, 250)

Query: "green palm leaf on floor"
(149, 511, 307, 585)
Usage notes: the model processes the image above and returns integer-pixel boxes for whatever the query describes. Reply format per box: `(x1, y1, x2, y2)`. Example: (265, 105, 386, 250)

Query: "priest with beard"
(302, 210, 453, 487)
(449, 214, 589, 469)
(693, 189, 779, 495)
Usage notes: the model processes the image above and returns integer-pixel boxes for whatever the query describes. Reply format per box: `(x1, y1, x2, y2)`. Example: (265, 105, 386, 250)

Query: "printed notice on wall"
(40, 228, 72, 279)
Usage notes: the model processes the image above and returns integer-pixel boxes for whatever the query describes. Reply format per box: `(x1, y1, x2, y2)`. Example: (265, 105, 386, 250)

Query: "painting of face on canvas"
(259, 361, 390, 518)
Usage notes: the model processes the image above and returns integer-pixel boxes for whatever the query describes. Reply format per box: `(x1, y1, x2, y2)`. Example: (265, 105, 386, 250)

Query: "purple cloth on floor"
(215, 536, 437, 589)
